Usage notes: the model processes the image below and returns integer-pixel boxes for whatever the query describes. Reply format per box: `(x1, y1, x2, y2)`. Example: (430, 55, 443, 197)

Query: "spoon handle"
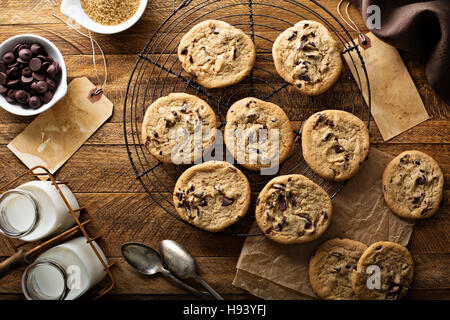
(194, 274, 224, 300)
(163, 271, 212, 300)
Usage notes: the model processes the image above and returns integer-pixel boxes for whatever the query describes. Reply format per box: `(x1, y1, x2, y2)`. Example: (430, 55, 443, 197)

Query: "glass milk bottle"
(0, 181, 79, 241)
(21, 237, 108, 300)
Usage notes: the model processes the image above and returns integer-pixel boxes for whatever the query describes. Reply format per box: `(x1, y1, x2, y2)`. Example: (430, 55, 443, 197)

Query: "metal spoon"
(121, 242, 211, 299)
(160, 240, 224, 300)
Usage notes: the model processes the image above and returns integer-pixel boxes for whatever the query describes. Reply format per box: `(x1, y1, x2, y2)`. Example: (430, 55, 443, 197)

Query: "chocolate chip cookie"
(255, 174, 332, 244)
(178, 20, 256, 88)
(272, 20, 342, 95)
(224, 97, 294, 171)
(141, 93, 217, 164)
(301, 110, 370, 182)
(352, 241, 414, 300)
(309, 238, 368, 300)
(173, 161, 251, 232)
(382, 150, 444, 219)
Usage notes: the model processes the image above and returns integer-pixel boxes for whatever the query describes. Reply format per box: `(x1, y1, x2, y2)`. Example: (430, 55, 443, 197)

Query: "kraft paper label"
(8, 77, 113, 178)
(343, 32, 429, 141)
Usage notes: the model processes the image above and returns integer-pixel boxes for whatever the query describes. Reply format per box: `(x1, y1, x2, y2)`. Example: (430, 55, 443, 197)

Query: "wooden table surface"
(0, 0, 448, 300)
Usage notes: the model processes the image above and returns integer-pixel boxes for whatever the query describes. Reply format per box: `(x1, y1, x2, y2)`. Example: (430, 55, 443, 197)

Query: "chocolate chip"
(46, 78, 56, 91)
(287, 31, 297, 40)
(180, 103, 187, 113)
(416, 176, 426, 185)
(401, 263, 409, 270)
(0, 72, 7, 85)
(7, 79, 19, 87)
(180, 47, 188, 55)
(29, 57, 42, 71)
(30, 43, 44, 55)
(415, 160, 421, 165)
(32, 72, 45, 81)
(265, 227, 273, 234)
(185, 205, 192, 219)
(420, 207, 432, 216)
(301, 74, 310, 82)
(321, 211, 328, 221)
(7, 89, 16, 99)
(375, 245, 382, 250)
(335, 145, 345, 153)
(220, 195, 234, 206)
(323, 132, 331, 141)
(47, 64, 58, 78)
(272, 183, 286, 190)
(15, 90, 29, 104)
(6, 67, 19, 79)
(28, 96, 42, 109)
(18, 48, 32, 61)
(199, 199, 207, 207)
(189, 56, 194, 63)
(193, 192, 204, 198)
(212, 27, 219, 34)
(278, 195, 287, 211)
(411, 196, 421, 204)
(40, 91, 53, 103)
(20, 75, 33, 85)
(298, 38, 308, 51)
(35, 80, 48, 93)
(2, 52, 15, 65)
(324, 119, 334, 127)
(299, 214, 311, 229)
(22, 67, 32, 77)
(176, 192, 183, 201)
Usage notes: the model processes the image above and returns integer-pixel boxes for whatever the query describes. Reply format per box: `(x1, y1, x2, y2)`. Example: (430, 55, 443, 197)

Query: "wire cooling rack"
(123, 0, 371, 236)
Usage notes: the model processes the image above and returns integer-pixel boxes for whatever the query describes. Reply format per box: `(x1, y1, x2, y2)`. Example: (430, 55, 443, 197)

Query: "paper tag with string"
(8, 77, 113, 179)
(338, 1, 429, 141)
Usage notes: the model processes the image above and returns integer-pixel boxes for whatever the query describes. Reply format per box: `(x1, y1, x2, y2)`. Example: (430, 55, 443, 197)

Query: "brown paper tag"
(8, 77, 113, 178)
(344, 32, 429, 141)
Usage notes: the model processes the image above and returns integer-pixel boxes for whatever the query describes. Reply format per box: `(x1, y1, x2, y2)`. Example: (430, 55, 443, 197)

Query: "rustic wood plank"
(0, 120, 448, 145)
(0, 188, 447, 261)
(0, 143, 448, 193)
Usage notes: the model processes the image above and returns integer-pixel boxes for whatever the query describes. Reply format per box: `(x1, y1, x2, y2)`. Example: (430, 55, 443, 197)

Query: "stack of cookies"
(309, 238, 415, 300)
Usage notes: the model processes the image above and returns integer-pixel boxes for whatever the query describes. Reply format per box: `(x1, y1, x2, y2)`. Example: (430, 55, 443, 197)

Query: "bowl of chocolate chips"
(0, 34, 67, 116)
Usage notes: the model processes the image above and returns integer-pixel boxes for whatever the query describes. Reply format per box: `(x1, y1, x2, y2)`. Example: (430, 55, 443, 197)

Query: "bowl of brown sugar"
(61, 0, 148, 34)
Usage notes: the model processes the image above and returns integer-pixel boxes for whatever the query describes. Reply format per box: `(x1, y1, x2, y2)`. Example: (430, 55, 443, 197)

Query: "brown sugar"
(81, 0, 140, 26)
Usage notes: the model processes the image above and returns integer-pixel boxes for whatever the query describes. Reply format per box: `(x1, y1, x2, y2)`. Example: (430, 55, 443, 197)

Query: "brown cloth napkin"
(350, 0, 450, 105)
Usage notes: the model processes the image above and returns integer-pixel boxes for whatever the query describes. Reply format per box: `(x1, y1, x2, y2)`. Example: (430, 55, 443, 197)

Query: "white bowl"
(0, 34, 68, 116)
(60, 0, 148, 35)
